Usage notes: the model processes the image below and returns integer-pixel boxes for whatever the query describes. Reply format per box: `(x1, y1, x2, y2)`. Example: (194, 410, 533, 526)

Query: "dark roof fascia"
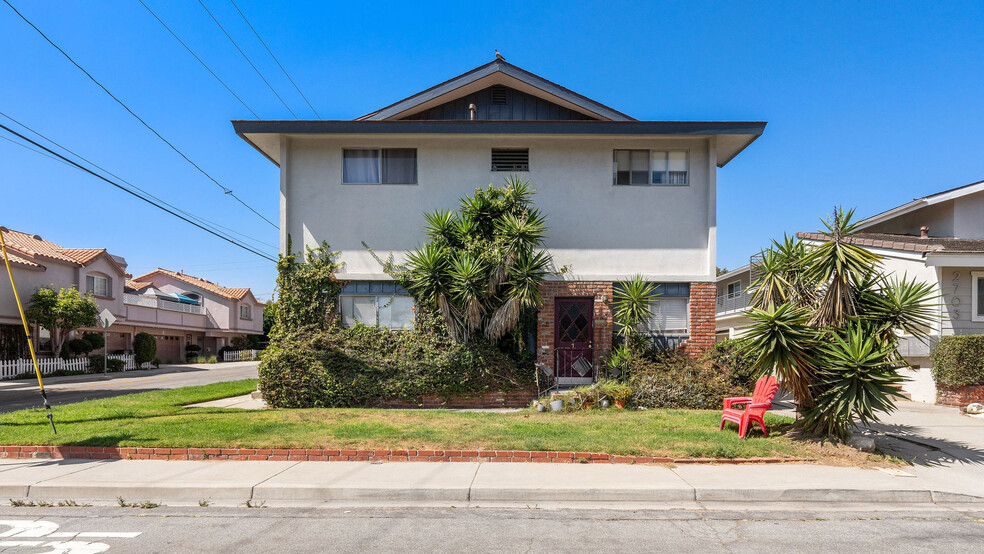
(356, 60, 635, 122)
(233, 120, 766, 137)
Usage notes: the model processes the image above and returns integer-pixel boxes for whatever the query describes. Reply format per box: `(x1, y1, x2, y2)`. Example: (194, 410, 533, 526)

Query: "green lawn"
(0, 379, 817, 459)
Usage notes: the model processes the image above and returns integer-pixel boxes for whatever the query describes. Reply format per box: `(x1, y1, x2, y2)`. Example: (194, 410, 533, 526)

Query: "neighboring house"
(233, 58, 765, 385)
(0, 227, 264, 362)
(715, 179, 984, 402)
(715, 263, 755, 342)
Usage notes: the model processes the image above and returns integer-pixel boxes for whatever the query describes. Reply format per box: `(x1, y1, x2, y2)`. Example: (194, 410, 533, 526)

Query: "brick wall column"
(682, 281, 716, 358)
(536, 281, 614, 378)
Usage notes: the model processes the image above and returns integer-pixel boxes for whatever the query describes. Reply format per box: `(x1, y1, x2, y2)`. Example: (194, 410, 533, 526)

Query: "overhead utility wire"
(229, 0, 321, 119)
(0, 134, 76, 169)
(0, 110, 278, 253)
(2, 0, 278, 229)
(137, 0, 260, 119)
(198, 0, 298, 119)
(0, 123, 277, 262)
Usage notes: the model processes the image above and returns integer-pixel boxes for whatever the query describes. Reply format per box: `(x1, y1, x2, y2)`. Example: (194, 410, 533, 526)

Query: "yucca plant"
(744, 207, 937, 438)
(402, 177, 553, 345)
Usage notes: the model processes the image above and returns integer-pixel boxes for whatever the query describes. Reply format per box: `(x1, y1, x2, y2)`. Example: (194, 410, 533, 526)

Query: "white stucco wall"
(282, 135, 716, 282)
(953, 193, 984, 239)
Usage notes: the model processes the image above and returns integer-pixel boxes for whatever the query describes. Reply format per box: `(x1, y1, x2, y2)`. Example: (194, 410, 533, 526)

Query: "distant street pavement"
(0, 361, 258, 413)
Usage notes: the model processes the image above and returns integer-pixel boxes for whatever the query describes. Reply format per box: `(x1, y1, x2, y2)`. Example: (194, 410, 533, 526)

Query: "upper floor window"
(240, 305, 251, 320)
(343, 148, 417, 184)
(339, 281, 415, 330)
(491, 148, 529, 172)
(726, 281, 742, 299)
(613, 150, 688, 186)
(86, 274, 109, 297)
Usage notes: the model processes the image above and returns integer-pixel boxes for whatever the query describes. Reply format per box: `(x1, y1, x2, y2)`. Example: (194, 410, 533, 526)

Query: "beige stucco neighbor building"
(715, 179, 984, 403)
(233, 58, 765, 384)
(0, 227, 264, 362)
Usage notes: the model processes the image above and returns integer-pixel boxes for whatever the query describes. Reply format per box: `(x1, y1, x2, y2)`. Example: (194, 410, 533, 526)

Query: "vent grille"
(491, 148, 529, 172)
(491, 85, 508, 105)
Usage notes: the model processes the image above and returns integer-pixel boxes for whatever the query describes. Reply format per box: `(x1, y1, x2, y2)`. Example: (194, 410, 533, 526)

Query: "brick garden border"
(0, 445, 813, 465)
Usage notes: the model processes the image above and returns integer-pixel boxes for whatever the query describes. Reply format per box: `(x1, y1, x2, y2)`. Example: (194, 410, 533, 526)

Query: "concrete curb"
(3, 458, 982, 507)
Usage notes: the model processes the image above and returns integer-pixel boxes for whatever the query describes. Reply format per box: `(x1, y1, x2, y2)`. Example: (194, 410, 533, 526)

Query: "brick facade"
(936, 384, 984, 409)
(536, 280, 718, 379)
(682, 281, 716, 357)
(537, 281, 614, 378)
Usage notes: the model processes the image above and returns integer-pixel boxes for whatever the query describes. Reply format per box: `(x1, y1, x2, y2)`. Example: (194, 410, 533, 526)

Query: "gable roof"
(0, 227, 127, 274)
(125, 279, 154, 291)
(357, 59, 634, 122)
(797, 231, 984, 255)
(132, 268, 257, 302)
(857, 179, 984, 231)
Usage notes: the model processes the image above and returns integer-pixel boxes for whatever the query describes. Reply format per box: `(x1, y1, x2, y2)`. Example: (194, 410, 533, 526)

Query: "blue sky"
(2, 0, 982, 298)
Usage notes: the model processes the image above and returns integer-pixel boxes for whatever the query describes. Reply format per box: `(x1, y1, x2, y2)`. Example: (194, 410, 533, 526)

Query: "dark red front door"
(555, 298, 594, 379)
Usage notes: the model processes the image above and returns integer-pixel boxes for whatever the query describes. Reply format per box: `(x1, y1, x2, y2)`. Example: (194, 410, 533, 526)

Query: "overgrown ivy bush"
(713, 338, 758, 390)
(629, 349, 749, 410)
(931, 335, 984, 387)
(259, 322, 533, 408)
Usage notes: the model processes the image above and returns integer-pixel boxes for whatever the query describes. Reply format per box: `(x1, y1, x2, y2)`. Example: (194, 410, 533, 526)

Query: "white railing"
(0, 354, 137, 379)
(123, 293, 204, 315)
(716, 291, 752, 314)
(223, 349, 259, 362)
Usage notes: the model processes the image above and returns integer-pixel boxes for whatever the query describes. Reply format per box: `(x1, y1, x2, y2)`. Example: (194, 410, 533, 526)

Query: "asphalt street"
(0, 362, 259, 413)
(0, 505, 982, 553)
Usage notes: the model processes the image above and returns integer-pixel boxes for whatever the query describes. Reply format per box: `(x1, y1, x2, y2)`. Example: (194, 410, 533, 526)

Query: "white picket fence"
(0, 354, 137, 380)
(223, 349, 260, 362)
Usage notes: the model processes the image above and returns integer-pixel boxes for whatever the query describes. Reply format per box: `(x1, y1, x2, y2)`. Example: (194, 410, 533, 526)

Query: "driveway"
(0, 361, 259, 413)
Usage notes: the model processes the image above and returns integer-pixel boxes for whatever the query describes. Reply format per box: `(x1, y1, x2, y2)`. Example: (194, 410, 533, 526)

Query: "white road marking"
(0, 520, 139, 552)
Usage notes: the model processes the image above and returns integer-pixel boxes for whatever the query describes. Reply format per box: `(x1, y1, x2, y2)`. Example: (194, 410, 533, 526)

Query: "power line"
(2, 0, 278, 229)
(137, 0, 259, 119)
(0, 134, 76, 169)
(0, 110, 278, 253)
(0, 122, 278, 262)
(229, 0, 321, 119)
(198, 0, 298, 119)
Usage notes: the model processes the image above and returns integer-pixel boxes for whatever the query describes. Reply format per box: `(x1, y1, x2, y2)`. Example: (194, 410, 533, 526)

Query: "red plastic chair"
(720, 376, 779, 439)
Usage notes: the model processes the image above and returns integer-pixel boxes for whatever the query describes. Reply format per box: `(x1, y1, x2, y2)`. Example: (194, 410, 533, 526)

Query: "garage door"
(155, 335, 181, 362)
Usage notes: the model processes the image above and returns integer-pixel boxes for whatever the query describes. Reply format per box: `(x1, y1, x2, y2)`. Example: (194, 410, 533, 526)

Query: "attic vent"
(491, 148, 529, 172)
(491, 85, 508, 105)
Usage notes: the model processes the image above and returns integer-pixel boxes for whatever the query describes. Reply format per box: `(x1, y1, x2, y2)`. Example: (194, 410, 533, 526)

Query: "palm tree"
(404, 177, 552, 344)
(744, 207, 937, 438)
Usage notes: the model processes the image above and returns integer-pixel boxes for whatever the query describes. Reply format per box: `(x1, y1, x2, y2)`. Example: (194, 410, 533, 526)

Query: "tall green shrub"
(272, 239, 343, 335)
(931, 335, 984, 387)
(25, 287, 99, 361)
(133, 332, 157, 367)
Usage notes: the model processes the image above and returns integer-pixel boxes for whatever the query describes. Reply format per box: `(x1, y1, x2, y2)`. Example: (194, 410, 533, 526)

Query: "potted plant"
(596, 380, 633, 409)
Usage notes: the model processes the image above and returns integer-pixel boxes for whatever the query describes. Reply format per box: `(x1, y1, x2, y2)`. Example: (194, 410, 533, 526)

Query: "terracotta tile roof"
(797, 232, 984, 254)
(2, 249, 44, 269)
(0, 228, 128, 275)
(125, 280, 153, 291)
(0, 228, 79, 264)
(131, 268, 256, 301)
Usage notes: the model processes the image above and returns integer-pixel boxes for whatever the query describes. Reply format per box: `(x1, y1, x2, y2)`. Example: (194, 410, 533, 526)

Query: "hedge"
(931, 335, 984, 387)
(259, 324, 534, 408)
(629, 350, 749, 410)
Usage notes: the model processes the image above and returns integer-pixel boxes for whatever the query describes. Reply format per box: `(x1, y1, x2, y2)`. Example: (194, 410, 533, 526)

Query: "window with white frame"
(240, 305, 251, 319)
(339, 281, 415, 330)
(613, 150, 689, 186)
(726, 281, 742, 299)
(342, 149, 417, 184)
(86, 274, 109, 297)
(973, 272, 984, 322)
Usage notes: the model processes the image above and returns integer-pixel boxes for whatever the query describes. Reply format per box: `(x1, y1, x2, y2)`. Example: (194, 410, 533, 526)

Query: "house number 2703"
(951, 271, 960, 319)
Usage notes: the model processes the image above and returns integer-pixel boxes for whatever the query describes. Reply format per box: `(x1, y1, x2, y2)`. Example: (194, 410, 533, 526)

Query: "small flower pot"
(536, 402, 547, 412)
(614, 399, 627, 409)
(550, 399, 564, 412)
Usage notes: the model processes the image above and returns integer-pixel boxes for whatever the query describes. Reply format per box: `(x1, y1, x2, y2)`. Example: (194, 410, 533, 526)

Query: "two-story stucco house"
(233, 59, 765, 383)
(715, 179, 984, 402)
(0, 227, 265, 362)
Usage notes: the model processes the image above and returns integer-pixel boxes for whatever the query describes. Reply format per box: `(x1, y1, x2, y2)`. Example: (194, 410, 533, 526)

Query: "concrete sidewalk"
(3, 458, 983, 508)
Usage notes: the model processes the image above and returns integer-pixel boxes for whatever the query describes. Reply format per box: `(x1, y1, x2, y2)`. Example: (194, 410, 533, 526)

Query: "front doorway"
(554, 298, 594, 381)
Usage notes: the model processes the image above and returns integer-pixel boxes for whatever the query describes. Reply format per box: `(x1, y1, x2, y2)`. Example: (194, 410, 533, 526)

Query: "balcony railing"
(716, 291, 752, 315)
(123, 293, 204, 315)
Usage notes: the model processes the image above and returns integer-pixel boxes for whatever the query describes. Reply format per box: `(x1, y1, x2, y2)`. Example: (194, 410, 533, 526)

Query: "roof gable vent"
(491, 148, 529, 172)
(491, 85, 508, 105)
